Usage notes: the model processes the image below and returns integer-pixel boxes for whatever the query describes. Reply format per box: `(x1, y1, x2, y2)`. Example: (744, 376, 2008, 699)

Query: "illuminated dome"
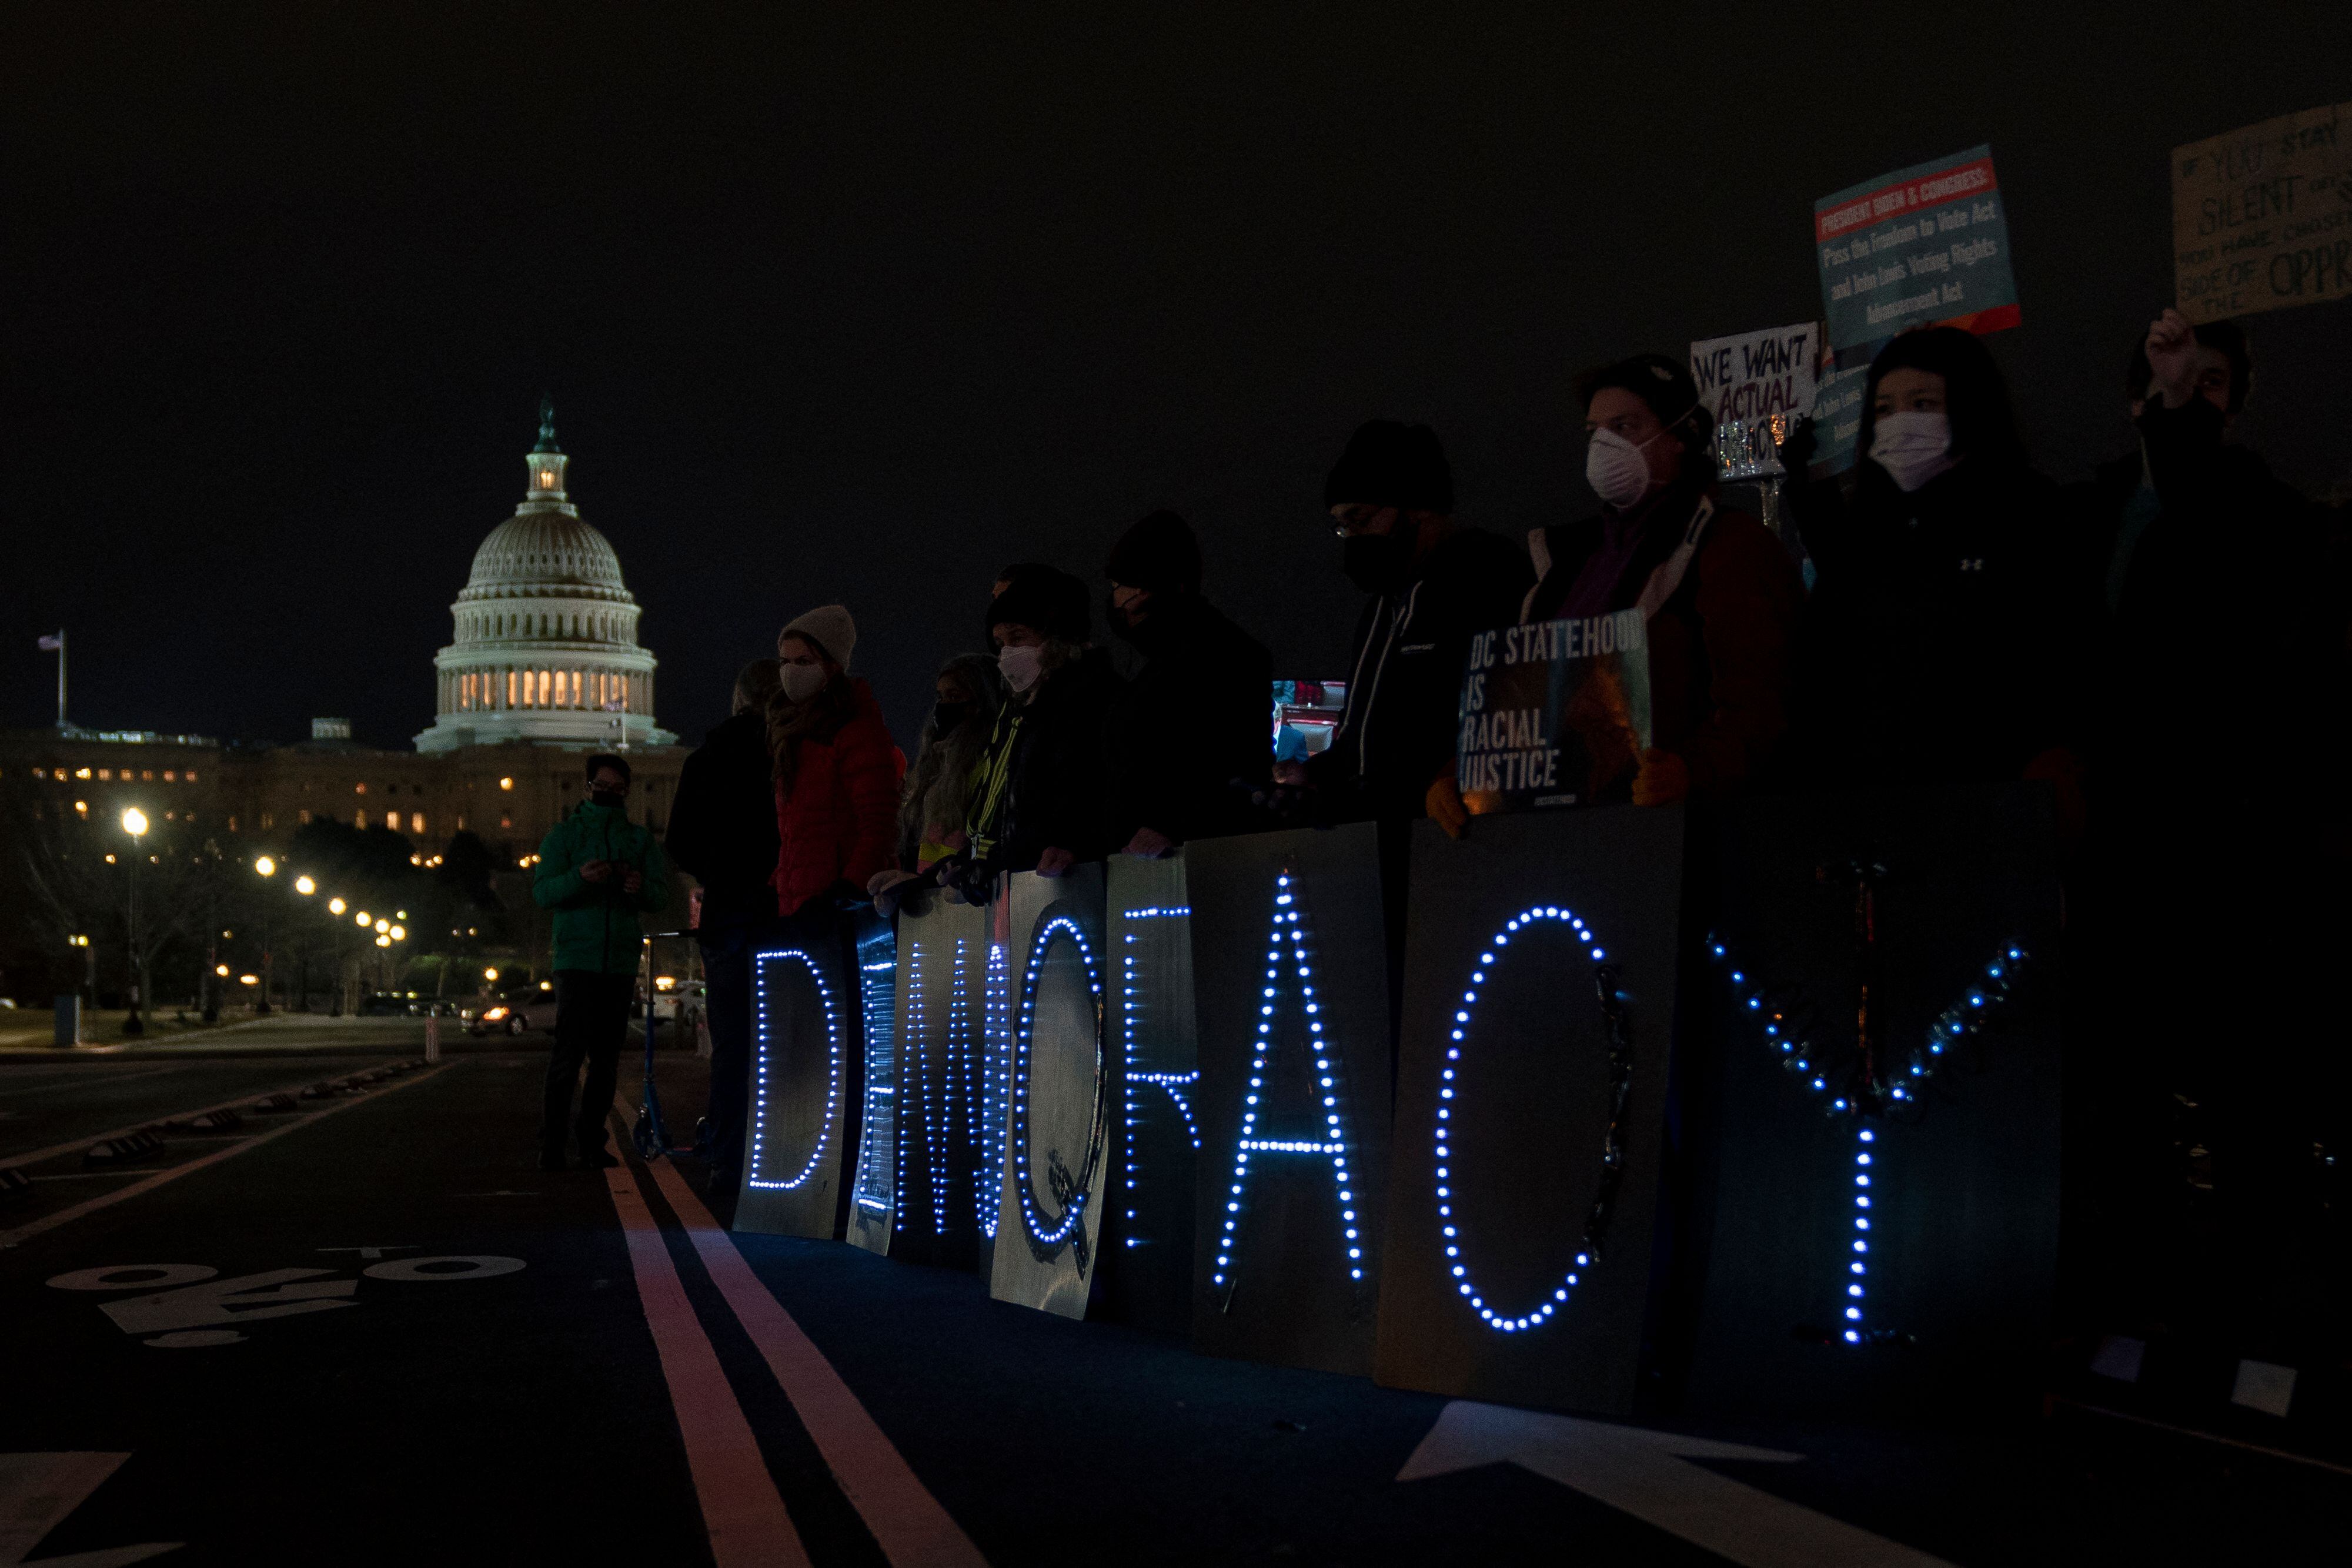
(414, 402, 676, 754)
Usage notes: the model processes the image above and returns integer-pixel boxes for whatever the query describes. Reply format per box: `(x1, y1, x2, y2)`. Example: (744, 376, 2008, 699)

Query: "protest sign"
(1808, 363, 1870, 475)
(1689, 322, 1820, 423)
(2173, 103, 2351, 323)
(1456, 613, 1652, 814)
(1815, 145, 2019, 356)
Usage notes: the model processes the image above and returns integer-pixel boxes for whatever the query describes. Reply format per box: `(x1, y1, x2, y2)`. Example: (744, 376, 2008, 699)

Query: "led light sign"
(1008, 914, 1107, 1259)
(747, 947, 843, 1192)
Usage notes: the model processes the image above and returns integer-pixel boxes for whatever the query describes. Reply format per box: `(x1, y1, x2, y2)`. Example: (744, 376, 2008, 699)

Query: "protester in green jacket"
(531, 754, 671, 1169)
(533, 772, 672, 972)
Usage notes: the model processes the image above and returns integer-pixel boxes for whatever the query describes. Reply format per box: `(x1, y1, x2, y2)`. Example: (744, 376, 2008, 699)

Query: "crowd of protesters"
(532, 308, 2346, 1303)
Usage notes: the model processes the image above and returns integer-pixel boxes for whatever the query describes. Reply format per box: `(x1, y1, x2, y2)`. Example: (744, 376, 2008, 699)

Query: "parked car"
(469, 985, 559, 1037)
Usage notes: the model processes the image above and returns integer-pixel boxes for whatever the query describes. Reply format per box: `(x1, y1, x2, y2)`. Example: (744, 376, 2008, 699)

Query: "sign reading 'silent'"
(2173, 102, 2352, 323)
(1456, 613, 1651, 813)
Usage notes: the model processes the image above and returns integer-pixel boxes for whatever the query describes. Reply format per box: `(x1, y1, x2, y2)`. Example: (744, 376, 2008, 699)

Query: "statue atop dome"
(533, 396, 562, 454)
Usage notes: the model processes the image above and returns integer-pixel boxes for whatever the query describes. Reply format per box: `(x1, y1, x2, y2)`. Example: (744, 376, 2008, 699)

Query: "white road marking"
(361, 1255, 526, 1281)
(99, 1269, 356, 1335)
(48, 1265, 217, 1292)
(0, 1452, 181, 1565)
(1397, 1400, 1957, 1567)
(318, 1246, 417, 1259)
(0, 1066, 453, 1249)
(0, 1067, 190, 1104)
(0, 1068, 379, 1172)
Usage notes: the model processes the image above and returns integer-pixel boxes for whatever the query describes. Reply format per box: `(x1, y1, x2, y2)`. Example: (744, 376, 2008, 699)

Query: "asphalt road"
(0, 1042, 2341, 1566)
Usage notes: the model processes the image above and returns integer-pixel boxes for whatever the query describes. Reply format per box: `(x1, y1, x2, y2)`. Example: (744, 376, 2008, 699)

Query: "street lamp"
(253, 855, 278, 1014)
(295, 875, 316, 896)
(119, 808, 148, 1036)
(329, 897, 346, 915)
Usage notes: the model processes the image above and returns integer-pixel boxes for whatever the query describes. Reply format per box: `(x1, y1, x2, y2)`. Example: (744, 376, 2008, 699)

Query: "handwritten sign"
(2173, 103, 2352, 323)
(1456, 613, 1652, 814)
(1815, 145, 2020, 355)
(1689, 323, 1820, 423)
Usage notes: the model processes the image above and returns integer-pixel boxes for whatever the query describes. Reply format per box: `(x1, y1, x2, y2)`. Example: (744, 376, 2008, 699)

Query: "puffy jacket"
(773, 678, 903, 917)
(1107, 593, 1273, 845)
(1308, 527, 1535, 820)
(665, 709, 783, 929)
(533, 801, 671, 975)
(1525, 485, 1802, 798)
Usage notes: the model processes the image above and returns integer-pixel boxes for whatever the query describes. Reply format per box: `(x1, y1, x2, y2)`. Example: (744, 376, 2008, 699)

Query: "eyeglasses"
(1329, 506, 1392, 540)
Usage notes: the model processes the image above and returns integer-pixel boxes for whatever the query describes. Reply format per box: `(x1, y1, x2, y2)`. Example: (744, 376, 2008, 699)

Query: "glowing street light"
(389, 925, 405, 942)
(252, 857, 279, 1013)
(373, 918, 389, 934)
(356, 911, 372, 928)
(484, 967, 500, 982)
(295, 875, 316, 895)
(255, 855, 276, 878)
(216, 964, 230, 977)
(120, 808, 149, 1036)
(239, 974, 260, 987)
(375, 934, 391, 948)
(329, 897, 346, 915)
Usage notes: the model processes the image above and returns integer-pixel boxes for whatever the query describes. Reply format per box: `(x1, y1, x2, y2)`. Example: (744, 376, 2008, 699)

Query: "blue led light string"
(1119, 910, 1205, 1249)
(851, 953, 897, 1216)
(975, 940, 1011, 1238)
(1436, 905, 1632, 1334)
(1008, 914, 1108, 1261)
(1708, 936, 2030, 1343)
(746, 947, 845, 1192)
(901, 940, 930, 1236)
(1211, 872, 1365, 1301)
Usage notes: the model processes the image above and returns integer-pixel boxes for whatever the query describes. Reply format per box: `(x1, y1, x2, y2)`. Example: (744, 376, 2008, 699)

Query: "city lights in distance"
(484, 967, 500, 982)
(121, 807, 148, 837)
(74, 800, 88, 816)
(389, 925, 405, 941)
(295, 875, 316, 895)
(238, 974, 259, 987)
(498, 777, 514, 791)
(255, 856, 276, 878)
(69, 935, 89, 948)
(373, 919, 389, 934)
(375, 935, 391, 948)
(215, 964, 230, 977)
(329, 898, 347, 915)
(356, 912, 372, 927)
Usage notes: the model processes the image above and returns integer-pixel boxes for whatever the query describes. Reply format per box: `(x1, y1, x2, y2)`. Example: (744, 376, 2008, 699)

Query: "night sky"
(6, 4, 2348, 755)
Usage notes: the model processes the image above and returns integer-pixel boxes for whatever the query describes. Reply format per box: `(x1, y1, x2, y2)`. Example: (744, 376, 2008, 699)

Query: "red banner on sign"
(1816, 156, 2000, 242)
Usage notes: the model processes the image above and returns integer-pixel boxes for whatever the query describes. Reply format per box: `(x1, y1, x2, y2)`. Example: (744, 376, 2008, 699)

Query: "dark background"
(5, 3, 2348, 754)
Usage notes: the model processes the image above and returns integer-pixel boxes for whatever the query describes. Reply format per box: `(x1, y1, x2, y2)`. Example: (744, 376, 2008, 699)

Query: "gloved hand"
(868, 868, 923, 918)
(1631, 748, 1689, 807)
(1425, 776, 1471, 840)
(1775, 415, 1817, 473)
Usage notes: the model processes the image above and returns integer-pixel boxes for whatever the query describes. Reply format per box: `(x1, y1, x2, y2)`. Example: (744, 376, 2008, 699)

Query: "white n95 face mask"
(997, 644, 1045, 694)
(1869, 410, 1957, 493)
(1586, 426, 1663, 511)
(780, 663, 828, 703)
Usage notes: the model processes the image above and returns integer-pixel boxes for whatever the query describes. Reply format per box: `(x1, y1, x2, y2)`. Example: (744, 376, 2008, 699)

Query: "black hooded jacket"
(1308, 527, 1535, 820)
(966, 647, 1125, 879)
(664, 709, 781, 928)
(1107, 594, 1272, 845)
(1790, 456, 2087, 785)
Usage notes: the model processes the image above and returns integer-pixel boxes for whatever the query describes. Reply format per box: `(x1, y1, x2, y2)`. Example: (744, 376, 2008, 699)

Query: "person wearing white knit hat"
(767, 604, 900, 918)
(777, 604, 856, 682)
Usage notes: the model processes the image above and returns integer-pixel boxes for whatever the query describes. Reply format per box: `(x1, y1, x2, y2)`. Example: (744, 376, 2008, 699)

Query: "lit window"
(499, 815, 512, 829)
(143, 770, 153, 781)
(356, 810, 368, 829)
(412, 813, 426, 834)
(31, 767, 43, 778)
(508, 670, 518, 706)
(76, 767, 91, 779)
(163, 770, 176, 781)
(186, 771, 197, 781)
(98, 768, 111, 781)
(299, 809, 312, 824)
(355, 781, 366, 794)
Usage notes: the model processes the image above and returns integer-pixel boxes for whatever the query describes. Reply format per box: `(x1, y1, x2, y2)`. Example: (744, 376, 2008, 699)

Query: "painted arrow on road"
(1397, 1400, 1957, 1567)
(0, 1453, 180, 1566)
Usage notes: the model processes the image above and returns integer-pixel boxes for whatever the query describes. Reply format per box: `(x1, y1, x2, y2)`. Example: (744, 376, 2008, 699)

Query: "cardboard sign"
(1456, 614, 1652, 813)
(2173, 103, 2352, 323)
(1689, 323, 1820, 423)
(1816, 145, 2019, 355)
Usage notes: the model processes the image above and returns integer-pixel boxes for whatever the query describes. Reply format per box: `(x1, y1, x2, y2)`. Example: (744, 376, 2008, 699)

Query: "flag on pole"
(38, 632, 63, 650)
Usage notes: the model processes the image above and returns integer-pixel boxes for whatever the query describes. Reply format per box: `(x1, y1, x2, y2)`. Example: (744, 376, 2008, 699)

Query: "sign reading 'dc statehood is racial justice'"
(1455, 611, 1652, 813)
(2173, 102, 2352, 323)
(1815, 145, 2019, 355)
(1689, 322, 1820, 423)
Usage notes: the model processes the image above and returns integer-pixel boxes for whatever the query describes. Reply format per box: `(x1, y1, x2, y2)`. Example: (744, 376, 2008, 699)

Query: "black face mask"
(931, 701, 968, 735)
(590, 788, 626, 809)
(1341, 529, 1416, 594)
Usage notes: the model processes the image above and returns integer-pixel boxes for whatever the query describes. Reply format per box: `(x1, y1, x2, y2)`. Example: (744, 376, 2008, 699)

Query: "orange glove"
(1425, 777, 1471, 840)
(1632, 748, 1689, 807)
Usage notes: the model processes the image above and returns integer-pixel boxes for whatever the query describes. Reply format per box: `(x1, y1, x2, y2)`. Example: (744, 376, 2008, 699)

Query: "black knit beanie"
(985, 566, 1091, 643)
(1323, 420, 1454, 513)
(1105, 510, 1203, 596)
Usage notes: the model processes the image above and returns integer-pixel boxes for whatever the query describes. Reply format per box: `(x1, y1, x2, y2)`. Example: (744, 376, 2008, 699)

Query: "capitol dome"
(414, 403, 677, 755)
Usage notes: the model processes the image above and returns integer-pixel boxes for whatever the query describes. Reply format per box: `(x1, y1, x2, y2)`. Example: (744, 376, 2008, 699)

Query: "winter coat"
(964, 648, 1124, 877)
(533, 801, 671, 975)
(665, 710, 783, 929)
(772, 678, 903, 918)
(1524, 484, 1802, 798)
(1789, 458, 2086, 785)
(2068, 395, 2338, 820)
(1107, 594, 1273, 845)
(1308, 527, 1535, 820)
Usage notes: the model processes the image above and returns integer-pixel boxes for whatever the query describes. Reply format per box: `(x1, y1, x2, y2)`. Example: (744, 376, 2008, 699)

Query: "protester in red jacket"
(766, 604, 903, 917)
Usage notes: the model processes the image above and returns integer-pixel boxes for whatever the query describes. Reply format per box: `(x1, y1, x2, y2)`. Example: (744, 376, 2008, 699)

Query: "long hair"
(766, 667, 858, 794)
(1856, 327, 2026, 480)
(897, 653, 1006, 852)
